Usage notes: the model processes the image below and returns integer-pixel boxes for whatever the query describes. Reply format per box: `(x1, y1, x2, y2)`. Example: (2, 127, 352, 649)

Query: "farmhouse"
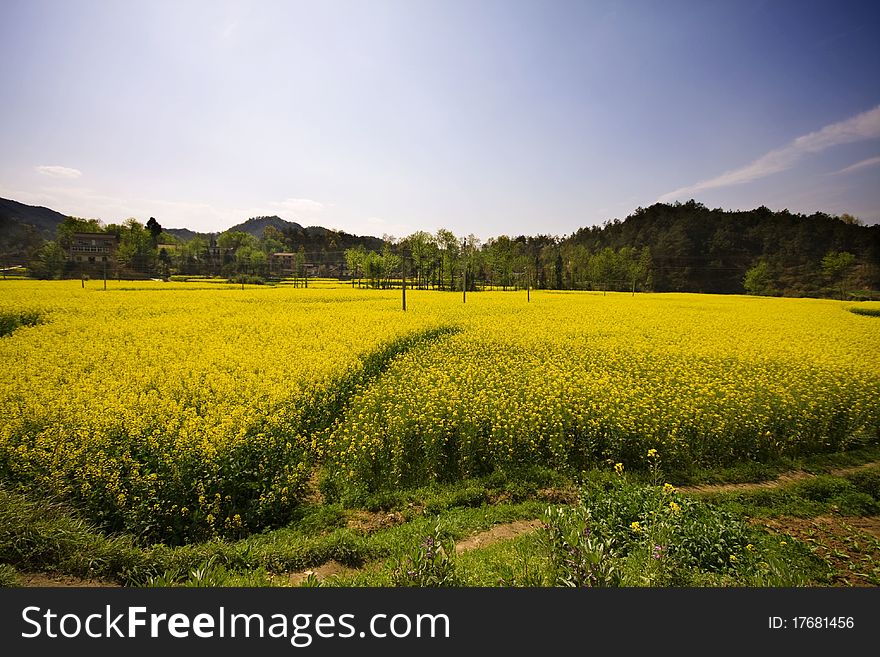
(68, 232, 118, 264)
(271, 252, 318, 276)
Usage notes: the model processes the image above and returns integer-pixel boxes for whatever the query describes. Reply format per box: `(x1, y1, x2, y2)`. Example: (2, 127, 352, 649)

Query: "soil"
(17, 573, 118, 587)
(754, 515, 880, 587)
(346, 510, 406, 533)
(454, 519, 543, 554)
(286, 560, 360, 586)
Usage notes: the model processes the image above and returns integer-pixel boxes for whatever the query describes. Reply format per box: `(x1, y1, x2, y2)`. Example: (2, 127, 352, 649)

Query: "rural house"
(68, 232, 118, 264)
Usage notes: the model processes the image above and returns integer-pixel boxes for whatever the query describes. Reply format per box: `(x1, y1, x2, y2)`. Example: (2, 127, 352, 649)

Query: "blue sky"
(1, 0, 878, 238)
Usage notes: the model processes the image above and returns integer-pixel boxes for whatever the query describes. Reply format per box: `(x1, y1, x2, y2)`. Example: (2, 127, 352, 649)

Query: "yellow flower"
(614, 462, 625, 476)
(662, 483, 676, 494)
(729, 554, 738, 562)
(669, 501, 680, 513)
(746, 543, 754, 551)
(630, 521, 641, 533)
(647, 448, 658, 458)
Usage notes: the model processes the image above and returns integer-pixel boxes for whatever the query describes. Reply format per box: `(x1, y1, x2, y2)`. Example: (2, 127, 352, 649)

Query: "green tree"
(821, 251, 856, 300)
(56, 216, 104, 249)
(345, 246, 366, 287)
(28, 241, 67, 279)
(743, 260, 773, 296)
(403, 231, 436, 289)
(217, 230, 256, 252)
(236, 245, 267, 276)
(108, 218, 155, 273)
(436, 229, 460, 290)
(638, 246, 654, 291)
(146, 217, 163, 247)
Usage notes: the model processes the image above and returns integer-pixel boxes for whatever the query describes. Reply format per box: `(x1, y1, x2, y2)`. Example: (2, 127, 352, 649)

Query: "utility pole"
(462, 266, 466, 303)
(527, 271, 530, 303)
(402, 257, 407, 312)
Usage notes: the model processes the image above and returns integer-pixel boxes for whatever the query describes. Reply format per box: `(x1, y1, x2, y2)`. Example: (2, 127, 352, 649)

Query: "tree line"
(23, 200, 880, 299)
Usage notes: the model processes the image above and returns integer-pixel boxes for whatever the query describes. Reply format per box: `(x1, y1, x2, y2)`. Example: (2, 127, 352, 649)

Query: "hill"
(0, 199, 386, 265)
(562, 201, 880, 296)
(0, 198, 69, 262)
(163, 227, 205, 242)
(226, 215, 303, 238)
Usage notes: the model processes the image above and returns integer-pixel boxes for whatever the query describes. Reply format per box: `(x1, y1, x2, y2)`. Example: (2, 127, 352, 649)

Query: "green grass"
(664, 443, 880, 487)
(3, 455, 877, 587)
(696, 467, 880, 518)
(848, 307, 880, 317)
(0, 309, 43, 337)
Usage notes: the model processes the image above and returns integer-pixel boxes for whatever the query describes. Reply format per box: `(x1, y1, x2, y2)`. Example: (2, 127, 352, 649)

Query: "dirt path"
(17, 573, 119, 587)
(286, 560, 361, 586)
(285, 518, 544, 585)
(678, 461, 880, 495)
(454, 519, 543, 554)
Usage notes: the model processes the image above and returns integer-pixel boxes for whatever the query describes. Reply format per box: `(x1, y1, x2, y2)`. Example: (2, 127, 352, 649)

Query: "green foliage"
(743, 260, 774, 296)
(0, 309, 43, 337)
(107, 218, 156, 272)
(144, 555, 278, 587)
(822, 251, 857, 300)
(0, 563, 20, 587)
(27, 241, 66, 279)
(702, 468, 880, 518)
(542, 505, 620, 586)
(0, 486, 142, 579)
(541, 463, 806, 586)
(848, 306, 880, 317)
(391, 520, 460, 587)
(458, 533, 548, 586)
(55, 216, 104, 249)
(227, 274, 266, 285)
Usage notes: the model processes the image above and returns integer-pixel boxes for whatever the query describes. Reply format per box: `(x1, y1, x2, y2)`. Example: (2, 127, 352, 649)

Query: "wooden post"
(527, 272, 530, 303)
(402, 259, 407, 312)
(462, 267, 466, 303)
(81, 270, 85, 288)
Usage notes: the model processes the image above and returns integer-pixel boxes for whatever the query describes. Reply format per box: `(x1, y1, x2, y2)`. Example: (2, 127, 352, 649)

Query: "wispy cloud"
(35, 165, 82, 179)
(272, 198, 326, 215)
(830, 155, 880, 176)
(658, 104, 880, 203)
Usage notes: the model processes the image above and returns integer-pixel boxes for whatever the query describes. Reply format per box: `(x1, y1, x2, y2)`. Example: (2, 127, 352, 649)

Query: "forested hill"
(0, 198, 69, 260)
(564, 201, 880, 295)
(162, 215, 384, 254)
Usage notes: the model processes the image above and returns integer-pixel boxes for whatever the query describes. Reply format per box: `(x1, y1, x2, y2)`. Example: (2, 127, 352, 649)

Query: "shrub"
(391, 520, 459, 587)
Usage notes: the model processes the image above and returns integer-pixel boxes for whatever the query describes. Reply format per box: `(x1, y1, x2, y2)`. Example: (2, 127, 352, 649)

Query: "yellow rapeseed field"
(1, 280, 878, 540)
(323, 291, 880, 498)
(0, 280, 447, 542)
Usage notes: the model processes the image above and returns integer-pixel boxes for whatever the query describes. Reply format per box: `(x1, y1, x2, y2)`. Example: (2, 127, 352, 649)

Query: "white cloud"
(35, 165, 82, 179)
(272, 198, 326, 215)
(831, 155, 880, 176)
(658, 104, 880, 203)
